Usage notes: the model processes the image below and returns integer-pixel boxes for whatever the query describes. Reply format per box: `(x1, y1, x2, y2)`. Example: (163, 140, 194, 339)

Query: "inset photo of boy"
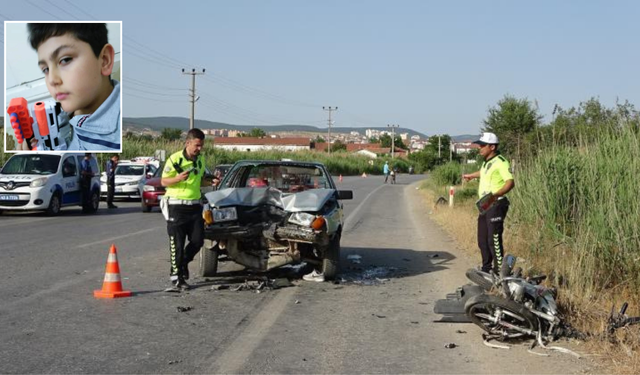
(4, 22, 122, 152)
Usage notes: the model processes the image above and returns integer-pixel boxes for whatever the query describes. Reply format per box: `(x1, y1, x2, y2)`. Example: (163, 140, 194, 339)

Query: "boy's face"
(37, 33, 109, 115)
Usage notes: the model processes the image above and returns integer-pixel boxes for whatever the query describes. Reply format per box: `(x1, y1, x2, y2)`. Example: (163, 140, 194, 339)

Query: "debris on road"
(444, 343, 457, 349)
(210, 277, 295, 292)
(430, 253, 439, 258)
(373, 314, 386, 318)
(295, 300, 301, 304)
(347, 254, 362, 264)
(176, 306, 193, 313)
(211, 284, 230, 291)
(168, 359, 183, 365)
(339, 265, 407, 286)
(456, 330, 467, 334)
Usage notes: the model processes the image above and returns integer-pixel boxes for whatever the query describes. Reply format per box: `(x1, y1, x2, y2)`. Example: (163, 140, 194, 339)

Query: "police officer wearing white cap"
(463, 132, 515, 274)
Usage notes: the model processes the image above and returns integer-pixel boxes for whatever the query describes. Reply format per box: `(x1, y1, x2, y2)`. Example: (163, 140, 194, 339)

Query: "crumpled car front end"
(201, 187, 342, 273)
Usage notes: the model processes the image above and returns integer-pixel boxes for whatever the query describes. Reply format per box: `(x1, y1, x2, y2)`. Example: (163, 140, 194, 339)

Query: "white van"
(0, 153, 101, 215)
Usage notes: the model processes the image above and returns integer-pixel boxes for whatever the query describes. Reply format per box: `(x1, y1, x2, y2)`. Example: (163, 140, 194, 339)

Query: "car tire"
(322, 232, 341, 281)
(141, 200, 152, 213)
(46, 193, 61, 216)
(83, 190, 100, 214)
(199, 241, 219, 277)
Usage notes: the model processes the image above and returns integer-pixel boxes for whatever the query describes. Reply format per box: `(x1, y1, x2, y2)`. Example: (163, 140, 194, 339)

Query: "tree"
(368, 136, 379, 143)
(331, 140, 347, 152)
(379, 134, 392, 147)
(160, 128, 182, 141)
(238, 127, 266, 137)
(483, 95, 542, 160)
(314, 135, 325, 143)
(425, 134, 452, 157)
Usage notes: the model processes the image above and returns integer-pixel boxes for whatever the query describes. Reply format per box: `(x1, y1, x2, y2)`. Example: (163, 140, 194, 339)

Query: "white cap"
(473, 132, 499, 145)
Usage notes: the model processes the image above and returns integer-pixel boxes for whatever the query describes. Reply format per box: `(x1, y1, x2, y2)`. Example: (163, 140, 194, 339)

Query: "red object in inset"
(7, 98, 34, 140)
(34, 101, 50, 137)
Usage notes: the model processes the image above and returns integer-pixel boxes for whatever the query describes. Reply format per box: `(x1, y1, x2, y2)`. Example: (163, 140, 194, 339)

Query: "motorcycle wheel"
(465, 294, 539, 339)
(465, 268, 495, 291)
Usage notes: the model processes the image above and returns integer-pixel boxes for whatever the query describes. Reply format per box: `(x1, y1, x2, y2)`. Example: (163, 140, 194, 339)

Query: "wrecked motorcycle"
(464, 255, 568, 344)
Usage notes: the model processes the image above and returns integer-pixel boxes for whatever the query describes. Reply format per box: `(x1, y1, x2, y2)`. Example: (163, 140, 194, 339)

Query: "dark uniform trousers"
(477, 197, 510, 273)
(107, 176, 115, 206)
(167, 204, 204, 281)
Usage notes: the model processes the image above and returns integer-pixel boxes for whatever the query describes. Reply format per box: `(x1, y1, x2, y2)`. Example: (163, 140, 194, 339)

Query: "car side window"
(62, 157, 77, 178)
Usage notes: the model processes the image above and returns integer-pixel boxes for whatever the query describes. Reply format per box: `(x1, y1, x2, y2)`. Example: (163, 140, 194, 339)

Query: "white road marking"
(76, 227, 162, 248)
(208, 287, 297, 374)
(208, 182, 388, 372)
(343, 183, 386, 233)
(0, 216, 52, 228)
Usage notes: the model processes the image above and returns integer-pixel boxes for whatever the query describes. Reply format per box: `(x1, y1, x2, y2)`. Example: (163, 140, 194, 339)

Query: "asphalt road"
(0, 174, 594, 374)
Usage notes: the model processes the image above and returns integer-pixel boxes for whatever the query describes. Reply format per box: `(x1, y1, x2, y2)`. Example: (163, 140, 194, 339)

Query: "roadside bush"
(431, 162, 462, 186)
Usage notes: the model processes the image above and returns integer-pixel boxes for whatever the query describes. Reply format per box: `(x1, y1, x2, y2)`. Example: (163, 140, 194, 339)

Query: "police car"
(100, 157, 160, 200)
(0, 152, 101, 215)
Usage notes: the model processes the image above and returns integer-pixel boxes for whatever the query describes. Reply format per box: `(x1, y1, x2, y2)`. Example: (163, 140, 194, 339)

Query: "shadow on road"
(171, 246, 455, 292)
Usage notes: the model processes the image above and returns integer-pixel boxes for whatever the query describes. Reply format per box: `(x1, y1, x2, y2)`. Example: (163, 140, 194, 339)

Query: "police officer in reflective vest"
(463, 132, 515, 274)
(161, 128, 206, 291)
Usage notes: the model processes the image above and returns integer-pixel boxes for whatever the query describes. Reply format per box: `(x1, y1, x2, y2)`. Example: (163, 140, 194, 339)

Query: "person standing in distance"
(383, 161, 390, 183)
(462, 132, 515, 274)
(161, 129, 206, 291)
(106, 154, 119, 209)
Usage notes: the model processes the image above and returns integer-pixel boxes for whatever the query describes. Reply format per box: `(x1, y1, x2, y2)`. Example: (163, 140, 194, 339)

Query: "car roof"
(117, 161, 150, 166)
(231, 160, 327, 168)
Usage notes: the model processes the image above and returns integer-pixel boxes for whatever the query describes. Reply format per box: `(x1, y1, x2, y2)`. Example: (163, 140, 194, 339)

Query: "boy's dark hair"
(27, 23, 108, 58)
(186, 128, 205, 141)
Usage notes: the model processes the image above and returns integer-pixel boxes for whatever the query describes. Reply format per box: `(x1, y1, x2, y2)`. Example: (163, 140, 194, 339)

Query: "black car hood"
(204, 187, 335, 212)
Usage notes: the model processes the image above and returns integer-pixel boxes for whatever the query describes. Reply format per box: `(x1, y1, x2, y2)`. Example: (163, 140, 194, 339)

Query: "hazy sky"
(2, 0, 638, 136)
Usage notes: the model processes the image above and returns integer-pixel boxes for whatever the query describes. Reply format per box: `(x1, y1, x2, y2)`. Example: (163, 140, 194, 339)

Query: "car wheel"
(141, 199, 152, 213)
(46, 193, 61, 216)
(322, 232, 341, 280)
(83, 191, 99, 213)
(199, 240, 219, 277)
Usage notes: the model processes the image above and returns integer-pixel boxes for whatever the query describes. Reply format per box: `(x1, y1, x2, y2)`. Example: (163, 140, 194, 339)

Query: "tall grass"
(1, 133, 414, 176)
(511, 125, 640, 302)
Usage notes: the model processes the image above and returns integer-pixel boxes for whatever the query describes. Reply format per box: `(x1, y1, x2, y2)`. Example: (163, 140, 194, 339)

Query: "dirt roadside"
(405, 181, 601, 374)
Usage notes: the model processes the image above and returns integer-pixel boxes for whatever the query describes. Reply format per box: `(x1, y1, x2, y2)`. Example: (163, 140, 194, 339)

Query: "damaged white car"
(199, 160, 353, 280)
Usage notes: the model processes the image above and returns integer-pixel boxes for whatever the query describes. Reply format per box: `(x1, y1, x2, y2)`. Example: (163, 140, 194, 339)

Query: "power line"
(25, 0, 63, 19)
(126, 86, 187, 97)
(127, 77, 188, 91)
(45, 0, 80, 20)
(127, 48, 183, 70)
(124, 92, 182, 104)
(62, 0, 97, 19)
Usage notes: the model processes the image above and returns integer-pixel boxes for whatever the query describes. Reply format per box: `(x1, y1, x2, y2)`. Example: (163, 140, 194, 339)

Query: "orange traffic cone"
(361, 172, 367, 178)
(339, 174, 343, 183)
(94, 244, 132, 299)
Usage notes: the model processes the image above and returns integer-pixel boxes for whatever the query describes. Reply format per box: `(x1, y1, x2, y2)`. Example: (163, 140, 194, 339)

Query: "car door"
(61, 156, 81, 205)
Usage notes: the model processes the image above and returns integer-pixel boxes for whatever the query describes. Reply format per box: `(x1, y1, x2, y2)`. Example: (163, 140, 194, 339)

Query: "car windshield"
(116, 165, 145, 176)
(243, 165, 330, 192)
(1, 154, 61, 175)
(152, 167, 163, 178)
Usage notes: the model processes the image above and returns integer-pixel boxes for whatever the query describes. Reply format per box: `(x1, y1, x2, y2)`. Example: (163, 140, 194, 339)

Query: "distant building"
(213, 137, 310, 152)
(452, 142, 480, 154)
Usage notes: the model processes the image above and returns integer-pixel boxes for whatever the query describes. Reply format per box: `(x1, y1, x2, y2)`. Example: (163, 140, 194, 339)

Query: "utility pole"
(438, 135, 442, 158)
(323, 106, 338, 155)
(182, 68, 205, 130)
(387, 124, 399, 158)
